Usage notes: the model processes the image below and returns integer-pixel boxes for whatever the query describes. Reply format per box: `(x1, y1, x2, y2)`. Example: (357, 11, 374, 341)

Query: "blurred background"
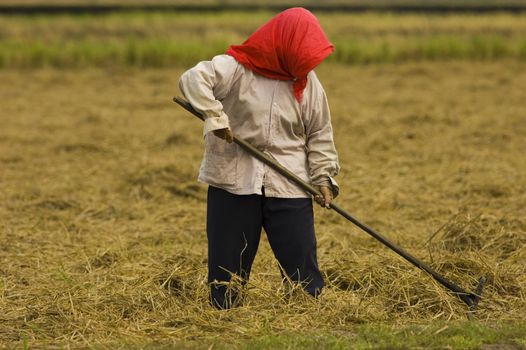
(1, 0, 526, 68)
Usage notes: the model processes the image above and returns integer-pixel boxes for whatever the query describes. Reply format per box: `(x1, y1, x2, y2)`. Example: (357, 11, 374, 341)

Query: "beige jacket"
(179, 54, 340, 198)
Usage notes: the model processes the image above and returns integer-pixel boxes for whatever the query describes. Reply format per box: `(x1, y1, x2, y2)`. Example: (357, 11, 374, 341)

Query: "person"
(178, 7, 340, 309)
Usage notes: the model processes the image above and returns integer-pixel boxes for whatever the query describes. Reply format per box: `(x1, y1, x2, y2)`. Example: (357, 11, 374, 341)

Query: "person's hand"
(314, 186, 333, 208)
(213, 128, 234, 143)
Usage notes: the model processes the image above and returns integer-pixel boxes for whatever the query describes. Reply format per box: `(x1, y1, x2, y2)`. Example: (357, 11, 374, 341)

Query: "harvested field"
(1, 60, 525, 348)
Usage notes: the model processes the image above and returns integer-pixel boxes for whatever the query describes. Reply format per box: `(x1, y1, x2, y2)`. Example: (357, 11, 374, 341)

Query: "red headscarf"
(226, 8, 334, 102)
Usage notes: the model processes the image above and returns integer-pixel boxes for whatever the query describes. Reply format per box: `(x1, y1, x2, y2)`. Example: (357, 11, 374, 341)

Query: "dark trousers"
(207, 185, 323, 309)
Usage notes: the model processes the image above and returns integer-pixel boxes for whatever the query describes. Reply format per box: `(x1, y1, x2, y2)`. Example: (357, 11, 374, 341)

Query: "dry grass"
(1, 61, 525, 348)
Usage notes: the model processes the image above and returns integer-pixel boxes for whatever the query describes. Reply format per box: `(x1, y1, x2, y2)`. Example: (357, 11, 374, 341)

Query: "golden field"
(1, 9, 526, 350)
(1, 61, 525, 348)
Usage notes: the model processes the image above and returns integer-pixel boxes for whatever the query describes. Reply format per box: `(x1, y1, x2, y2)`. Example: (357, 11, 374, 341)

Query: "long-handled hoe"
(174, 96, 486, 319)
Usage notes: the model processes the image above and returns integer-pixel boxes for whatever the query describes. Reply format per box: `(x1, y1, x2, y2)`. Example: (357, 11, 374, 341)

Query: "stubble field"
(1, 10, 526, 350)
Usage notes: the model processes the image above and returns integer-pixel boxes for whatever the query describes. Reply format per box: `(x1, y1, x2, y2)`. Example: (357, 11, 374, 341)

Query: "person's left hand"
(314, 186, 333, 208)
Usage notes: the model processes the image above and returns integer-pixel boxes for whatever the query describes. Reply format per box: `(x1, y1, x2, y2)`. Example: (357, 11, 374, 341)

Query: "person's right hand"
(213, 128, 234, 143)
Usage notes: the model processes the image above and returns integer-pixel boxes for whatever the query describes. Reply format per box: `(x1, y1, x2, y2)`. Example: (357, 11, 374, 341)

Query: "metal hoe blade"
(467, 277, 487, 320)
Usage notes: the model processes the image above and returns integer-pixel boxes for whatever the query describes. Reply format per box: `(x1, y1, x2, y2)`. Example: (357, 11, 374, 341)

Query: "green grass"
(1, 11, 526, 68)
(2, 35, 524, 68)
(117, 321, 526, 349)
(0, 38, 230, 68)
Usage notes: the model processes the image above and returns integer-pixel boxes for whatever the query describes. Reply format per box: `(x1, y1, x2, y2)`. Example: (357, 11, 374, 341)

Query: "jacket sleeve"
(178, 55, 239, 136)
(303, 71, 341, 197)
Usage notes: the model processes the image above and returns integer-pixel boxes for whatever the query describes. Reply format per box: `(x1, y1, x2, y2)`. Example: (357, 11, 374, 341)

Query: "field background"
(1, 0, 526, 6)
(1, 2, 526, 349)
